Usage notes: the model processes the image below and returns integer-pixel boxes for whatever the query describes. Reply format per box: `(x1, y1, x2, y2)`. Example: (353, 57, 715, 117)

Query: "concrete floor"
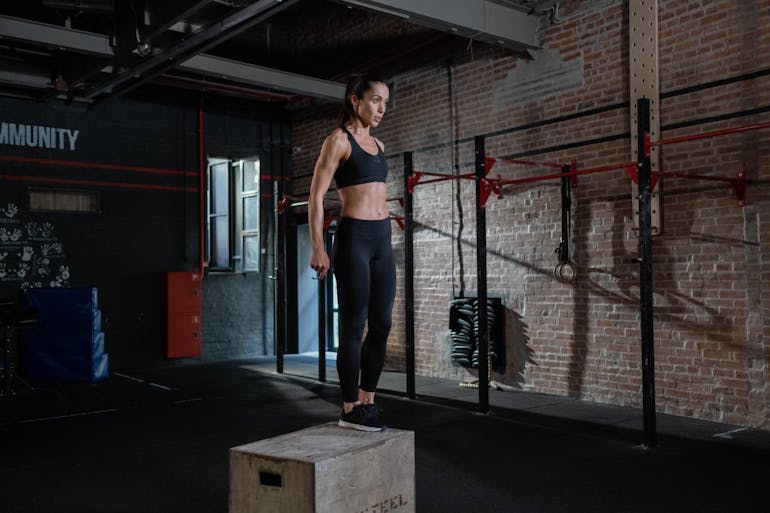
(1, 356, 769, 513)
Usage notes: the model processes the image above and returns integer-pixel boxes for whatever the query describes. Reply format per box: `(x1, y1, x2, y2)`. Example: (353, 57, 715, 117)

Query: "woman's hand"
(310, 247, 330, 280)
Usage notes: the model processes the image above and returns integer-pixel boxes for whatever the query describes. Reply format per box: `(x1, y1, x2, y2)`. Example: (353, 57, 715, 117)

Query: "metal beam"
(340, 0, 540, 50)
(82, 0, 287, 100)
(0, 70, 51, 89)
(179, 55, 345, 100)
(0, 15, 114, 56)
(0, 14, 344, 100)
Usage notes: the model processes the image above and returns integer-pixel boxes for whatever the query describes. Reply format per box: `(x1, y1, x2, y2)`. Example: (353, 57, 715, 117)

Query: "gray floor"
(276, 354, 770, 449)
(2, 356, 769, 513)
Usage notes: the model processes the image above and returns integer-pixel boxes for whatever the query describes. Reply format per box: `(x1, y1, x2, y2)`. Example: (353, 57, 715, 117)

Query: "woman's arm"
(308, 130, 348, 279)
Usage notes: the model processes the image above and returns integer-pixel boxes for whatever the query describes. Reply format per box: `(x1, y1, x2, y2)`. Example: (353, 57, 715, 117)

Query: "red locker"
(165, 272, 202, 358)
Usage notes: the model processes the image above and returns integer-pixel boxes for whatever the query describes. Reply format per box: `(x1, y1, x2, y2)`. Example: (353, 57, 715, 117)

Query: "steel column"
(318, 266, 327, 383)
(637, 98, 657, 448)
(325, 230, 336, 356)
(475, 136, 490, 414)
(275, 179, 285, 375)
(404, 152, 416, 399)
(558, 164, 572, 264)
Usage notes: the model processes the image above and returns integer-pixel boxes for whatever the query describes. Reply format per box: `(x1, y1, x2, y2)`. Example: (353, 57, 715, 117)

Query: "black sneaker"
(362, 403, 386, 429)
(338, 404, 386, 432)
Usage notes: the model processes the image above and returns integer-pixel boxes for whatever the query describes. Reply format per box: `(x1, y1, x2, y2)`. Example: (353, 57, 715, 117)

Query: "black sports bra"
(334, 127, 388, 189)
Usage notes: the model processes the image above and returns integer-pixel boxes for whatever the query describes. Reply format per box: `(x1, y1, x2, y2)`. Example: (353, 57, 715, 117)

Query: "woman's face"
(352, 82, 389, 127)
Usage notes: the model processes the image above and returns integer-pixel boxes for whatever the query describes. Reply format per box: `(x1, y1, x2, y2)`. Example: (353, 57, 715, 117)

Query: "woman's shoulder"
(321, 128, 352, 158)
(326, 127, 351, 144)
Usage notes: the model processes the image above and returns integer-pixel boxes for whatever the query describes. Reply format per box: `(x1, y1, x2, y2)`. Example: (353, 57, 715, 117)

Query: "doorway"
(293, 222, 338, 380)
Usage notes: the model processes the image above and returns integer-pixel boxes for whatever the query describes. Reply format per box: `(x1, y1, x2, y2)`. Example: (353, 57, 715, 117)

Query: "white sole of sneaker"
(338, 419, 384, 432)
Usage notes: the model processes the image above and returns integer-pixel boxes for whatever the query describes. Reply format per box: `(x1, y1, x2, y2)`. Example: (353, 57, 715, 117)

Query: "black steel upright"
(636, 97, 657, 447)
(404, 152, 416, 399)
(317, 229, 335, 382)
(324, 230, 335, 354)
(475, 136, 490, 413)
(559, 164, 572, 264)
(275, 182, 285, 374)
(317, 270, 326, 383)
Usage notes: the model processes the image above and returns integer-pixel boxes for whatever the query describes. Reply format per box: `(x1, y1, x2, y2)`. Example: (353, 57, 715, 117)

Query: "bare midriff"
(338, 181, 389, 220)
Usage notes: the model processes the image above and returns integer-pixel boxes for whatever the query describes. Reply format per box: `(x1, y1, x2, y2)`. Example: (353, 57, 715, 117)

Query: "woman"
(308, 74, 395, 431)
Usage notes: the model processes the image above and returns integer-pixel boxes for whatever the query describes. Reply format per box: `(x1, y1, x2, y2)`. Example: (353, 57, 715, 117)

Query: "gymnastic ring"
(554, 261, 578, 284)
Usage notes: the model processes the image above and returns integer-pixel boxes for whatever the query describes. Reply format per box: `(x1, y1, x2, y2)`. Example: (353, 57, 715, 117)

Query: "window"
(206, 157, 261, 272)
(29, 187, 101, 214)
(240, 159, 260, 272)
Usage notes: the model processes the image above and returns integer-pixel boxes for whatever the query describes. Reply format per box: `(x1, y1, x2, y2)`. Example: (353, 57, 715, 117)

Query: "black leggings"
(332, 217, 396, 404)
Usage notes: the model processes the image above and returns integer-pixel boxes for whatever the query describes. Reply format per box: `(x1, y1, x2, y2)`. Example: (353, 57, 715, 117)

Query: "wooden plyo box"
(229, 422, 415, 513)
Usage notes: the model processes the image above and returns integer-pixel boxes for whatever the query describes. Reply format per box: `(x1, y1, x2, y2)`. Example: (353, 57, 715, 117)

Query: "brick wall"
(291, 0, 770, 429)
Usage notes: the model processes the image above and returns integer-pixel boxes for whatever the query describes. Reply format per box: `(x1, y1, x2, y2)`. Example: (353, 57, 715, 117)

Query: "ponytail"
(337, 74, 385, 128)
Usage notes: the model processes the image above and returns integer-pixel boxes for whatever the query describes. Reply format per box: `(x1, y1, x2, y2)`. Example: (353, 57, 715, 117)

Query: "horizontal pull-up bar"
(497, 161, 637, 187)
(495, 157, 565, 169)
(645, 120, 770, 156)
(653, 170, 746, 206)
(407, 158, 496, 193)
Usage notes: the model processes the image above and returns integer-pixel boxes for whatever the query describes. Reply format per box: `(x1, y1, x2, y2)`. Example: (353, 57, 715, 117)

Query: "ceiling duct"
(339, 0, 541, 51)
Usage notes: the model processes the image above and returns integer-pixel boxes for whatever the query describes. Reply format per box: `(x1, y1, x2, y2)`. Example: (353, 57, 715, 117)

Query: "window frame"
(206, 156, 261, 274)
(238, 159, 261, 273)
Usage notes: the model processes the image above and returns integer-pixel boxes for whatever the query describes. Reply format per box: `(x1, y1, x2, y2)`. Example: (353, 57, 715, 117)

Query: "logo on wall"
(0, 202, 70, 289)
(0, 122, 80, 151)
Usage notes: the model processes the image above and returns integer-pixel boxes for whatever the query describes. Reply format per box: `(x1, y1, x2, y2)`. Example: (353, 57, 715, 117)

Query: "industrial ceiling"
(0, 0, 557, 104)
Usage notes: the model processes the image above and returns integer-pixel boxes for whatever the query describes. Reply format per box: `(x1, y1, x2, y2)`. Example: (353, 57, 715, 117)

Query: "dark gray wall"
(0, 92, 289, 369)
(199, 98, 289, 362)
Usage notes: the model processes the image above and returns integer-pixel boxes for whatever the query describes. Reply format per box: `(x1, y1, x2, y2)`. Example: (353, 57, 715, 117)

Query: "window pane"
(29, 188, 100, 213)
(243, 235, 260, 271)
(211, 162, 229, 214)
(243, 195, 259, 231)
(242, 159, 259, 193)
(211, 216, 230, 268)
